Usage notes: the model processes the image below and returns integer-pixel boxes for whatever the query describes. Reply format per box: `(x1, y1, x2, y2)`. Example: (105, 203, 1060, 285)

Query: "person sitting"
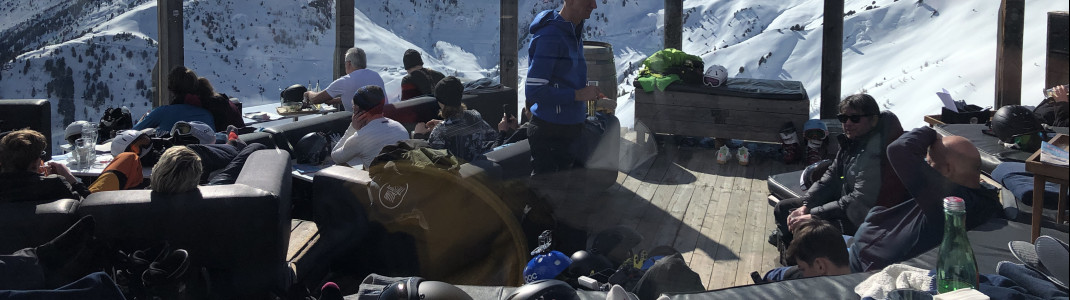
(0, 129, 89, 203)
(494, 101, 535, 149)
(304, 48, 385, 112)
(773, 94, 907, 247)
(194, 77, 244, 132)
(132, 66, 215, 132)
(413, 76, 497, 162)
(331, 85, 409, 169)
(1033, 84, 1067, 127)
(150, 146, 203, 194)
(849, 126, 1001, 272)
(87, 129, 157, 193)
(761, 219, 851, 282)
(400, 49, 445, 101)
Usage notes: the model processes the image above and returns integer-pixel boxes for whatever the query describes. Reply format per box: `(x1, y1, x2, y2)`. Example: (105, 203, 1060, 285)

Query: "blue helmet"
(523, 250, 572, 283)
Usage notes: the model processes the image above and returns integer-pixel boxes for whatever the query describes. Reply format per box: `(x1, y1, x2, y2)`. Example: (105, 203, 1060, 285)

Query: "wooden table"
(241, 102, 337, 127)
(1025, 134, 1069, 241)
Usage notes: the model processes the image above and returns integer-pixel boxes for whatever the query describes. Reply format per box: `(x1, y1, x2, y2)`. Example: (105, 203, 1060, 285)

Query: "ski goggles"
(836, 113, 873, 123)
(803, 129, 827, 141)
(1011, 132, 1042, 152)
(171, 121, 192, 137)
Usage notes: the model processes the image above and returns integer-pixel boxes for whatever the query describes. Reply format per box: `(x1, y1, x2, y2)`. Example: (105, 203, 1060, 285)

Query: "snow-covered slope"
(1, 0, 1067, 155)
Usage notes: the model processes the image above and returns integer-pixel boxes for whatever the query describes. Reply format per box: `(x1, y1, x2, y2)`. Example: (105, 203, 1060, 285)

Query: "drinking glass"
(77, 137, 96, 170)
(82, 122, 98, 144)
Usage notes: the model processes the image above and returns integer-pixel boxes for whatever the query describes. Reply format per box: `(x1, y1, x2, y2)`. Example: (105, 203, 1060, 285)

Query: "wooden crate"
(634, 81, 809, 143)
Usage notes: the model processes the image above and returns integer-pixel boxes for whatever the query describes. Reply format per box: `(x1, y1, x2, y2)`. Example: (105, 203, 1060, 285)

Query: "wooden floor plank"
(672, 149, 718, 265)
(618, 154, 673, 231)
(634, 150, 691, 250)
(681, 152, 729, 288)
(649, 148, 709, 250)
(287, 220, 319, 262)
(709, 162, 752, 289)
(735, 161, 775, 285)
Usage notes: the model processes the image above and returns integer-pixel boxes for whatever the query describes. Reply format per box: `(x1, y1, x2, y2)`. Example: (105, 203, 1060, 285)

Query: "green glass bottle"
(936, 196, 979, 293)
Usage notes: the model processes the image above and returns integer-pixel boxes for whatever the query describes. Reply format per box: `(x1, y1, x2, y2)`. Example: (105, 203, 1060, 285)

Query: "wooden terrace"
(285, 138, 799, 291)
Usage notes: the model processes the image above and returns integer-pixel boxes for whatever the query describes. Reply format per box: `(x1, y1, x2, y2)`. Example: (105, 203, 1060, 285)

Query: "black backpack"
(98, 107, 133, 143)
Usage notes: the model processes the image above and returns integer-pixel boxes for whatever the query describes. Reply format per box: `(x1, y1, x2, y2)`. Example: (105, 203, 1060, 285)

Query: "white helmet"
(64, 120, 91, 144)
(703, 65, 728, 87)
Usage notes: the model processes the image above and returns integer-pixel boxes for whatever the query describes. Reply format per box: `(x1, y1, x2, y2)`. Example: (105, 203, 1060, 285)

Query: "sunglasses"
(837, 114, 872, 123)
(1012, 132, 1042, 152)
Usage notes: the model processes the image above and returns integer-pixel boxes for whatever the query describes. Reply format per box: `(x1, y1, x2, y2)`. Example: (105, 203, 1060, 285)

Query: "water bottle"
(935, 196, 978, 293)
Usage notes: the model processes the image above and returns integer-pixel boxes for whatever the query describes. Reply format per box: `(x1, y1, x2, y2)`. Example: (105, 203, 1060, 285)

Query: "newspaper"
(1039, 141, 1069, 167)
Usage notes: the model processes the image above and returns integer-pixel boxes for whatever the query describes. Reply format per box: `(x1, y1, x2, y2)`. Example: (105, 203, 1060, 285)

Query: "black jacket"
(0, 171, 89, 203)
(806, 111, 908, 232)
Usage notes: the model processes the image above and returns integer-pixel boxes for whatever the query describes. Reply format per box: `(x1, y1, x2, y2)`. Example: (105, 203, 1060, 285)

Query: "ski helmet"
(523, 250, 572, 283)
(566, 250, 615, 281)
(65, 120, 90, 145)
(703, 64, 728, 87)
(280, 84, 308, 104)
(505, 279, 579, 300)
(990, 105, 1043, 144)
(294, 132, 329, 165)
(377, 277, 472, 300)
(800, 159, 833, 190)
(802, 119, 829, 142)
(590, 226, 643, 266)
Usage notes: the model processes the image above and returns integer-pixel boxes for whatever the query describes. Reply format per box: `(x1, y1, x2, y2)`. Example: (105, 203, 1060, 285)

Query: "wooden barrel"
(583, 41, 617, 101)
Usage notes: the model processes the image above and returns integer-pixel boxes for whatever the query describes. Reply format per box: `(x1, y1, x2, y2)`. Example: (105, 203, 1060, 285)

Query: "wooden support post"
(156, 0, 183, 108)
(500, 0, 518, 90)
(820, 0, 843, 119)
(1046, 11, 1069, 89)
(995, 0, 1024, 108)
(335, 0, 354, 80)
(664, 0, 683, 50)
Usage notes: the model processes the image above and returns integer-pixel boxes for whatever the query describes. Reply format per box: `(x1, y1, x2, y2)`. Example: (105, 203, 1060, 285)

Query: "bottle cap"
(943, 196, 965, 212)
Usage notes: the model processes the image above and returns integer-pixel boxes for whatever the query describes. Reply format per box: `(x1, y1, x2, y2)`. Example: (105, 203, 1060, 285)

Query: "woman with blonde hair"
(150, 146, 202, 194)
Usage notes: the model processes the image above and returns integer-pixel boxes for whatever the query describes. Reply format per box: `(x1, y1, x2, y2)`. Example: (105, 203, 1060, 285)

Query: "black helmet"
(505, 279, 579, 300)
(566, 250, 615, 282)
(281, 84, 308, 103)
(990, 105, 1043, 143)
(800, 159, 833, 190)
(294, 132, 329, 165)
(378, 277, 472, 300)
(589, 226, 643, 266)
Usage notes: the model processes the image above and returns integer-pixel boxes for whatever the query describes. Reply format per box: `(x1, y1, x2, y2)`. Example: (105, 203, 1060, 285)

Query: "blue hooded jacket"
(525, 9, 587, 125)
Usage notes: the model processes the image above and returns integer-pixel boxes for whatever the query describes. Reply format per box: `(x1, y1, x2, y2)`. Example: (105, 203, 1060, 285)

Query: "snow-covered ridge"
(1, 0, 1066, 154)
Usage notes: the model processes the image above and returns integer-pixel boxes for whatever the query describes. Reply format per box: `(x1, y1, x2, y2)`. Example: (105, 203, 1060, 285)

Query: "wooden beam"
(995, 0, 1024, 108)
(664, 0, 683, 50)
(156, 0, 183, 108)
(1046, 11, 1069, 89)
(820, 0, 843, 119)
(500, 0, 518, 90)
(335, 0, 354, 80)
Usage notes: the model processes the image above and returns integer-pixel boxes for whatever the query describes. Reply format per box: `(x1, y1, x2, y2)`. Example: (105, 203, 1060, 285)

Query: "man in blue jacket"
(525, 0, 602, 177)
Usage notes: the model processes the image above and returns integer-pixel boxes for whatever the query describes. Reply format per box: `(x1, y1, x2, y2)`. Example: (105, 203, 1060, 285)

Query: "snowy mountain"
(1, 0, 1067, 155)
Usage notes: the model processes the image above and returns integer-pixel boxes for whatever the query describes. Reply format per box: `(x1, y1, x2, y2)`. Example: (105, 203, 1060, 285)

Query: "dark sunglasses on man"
(837, 113, 872, 123)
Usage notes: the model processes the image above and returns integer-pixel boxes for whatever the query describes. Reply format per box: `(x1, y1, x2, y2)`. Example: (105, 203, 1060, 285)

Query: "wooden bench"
(633, 79, 808, 143)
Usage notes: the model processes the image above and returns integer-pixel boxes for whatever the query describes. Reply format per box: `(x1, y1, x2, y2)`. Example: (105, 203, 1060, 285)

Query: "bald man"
(848, 126, 1001, 272)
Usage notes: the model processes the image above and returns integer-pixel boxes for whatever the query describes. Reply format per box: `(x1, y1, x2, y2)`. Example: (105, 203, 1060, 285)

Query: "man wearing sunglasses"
(773, 94, 908, 248)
